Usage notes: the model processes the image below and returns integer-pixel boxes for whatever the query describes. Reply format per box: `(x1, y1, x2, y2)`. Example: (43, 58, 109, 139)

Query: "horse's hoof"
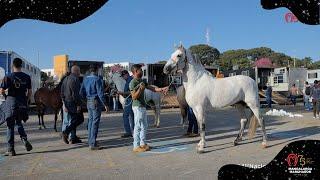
(197, 149, 204, 154)
(233, 141, 238, 146)
(262, 142, 268, 149)
(156, 125, 160, 128)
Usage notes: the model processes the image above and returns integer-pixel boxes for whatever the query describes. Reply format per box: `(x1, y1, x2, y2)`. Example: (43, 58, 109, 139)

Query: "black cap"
(120, 70, 129, 77)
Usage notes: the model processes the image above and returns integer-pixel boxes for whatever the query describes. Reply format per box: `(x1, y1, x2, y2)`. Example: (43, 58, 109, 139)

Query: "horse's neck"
(114, 77, 125, 91)
(183, 62, 206, 86)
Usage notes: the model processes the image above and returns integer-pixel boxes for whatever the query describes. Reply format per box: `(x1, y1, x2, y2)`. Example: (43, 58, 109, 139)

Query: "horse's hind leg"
(38, 113, 42, 130)
(41, 113, 46, 129)
(54, 112, 58, 132)
(60, 108, 63, 130)
(155, 106, 160, 128)
(248, 105, 267, 148)
(234, 104, 248, 146)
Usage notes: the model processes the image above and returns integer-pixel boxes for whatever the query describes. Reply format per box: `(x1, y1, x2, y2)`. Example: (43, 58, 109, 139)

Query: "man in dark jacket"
(0, 58, 33, 156)
(61, 65, 83, 144)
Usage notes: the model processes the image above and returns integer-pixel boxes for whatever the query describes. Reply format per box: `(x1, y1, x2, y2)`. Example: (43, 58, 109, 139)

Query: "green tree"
(157, 60, 167, 64)
(189, 44, 220, 66)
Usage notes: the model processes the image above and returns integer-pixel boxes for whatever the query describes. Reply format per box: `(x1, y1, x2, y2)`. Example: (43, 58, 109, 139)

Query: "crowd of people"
(264, 79, 320, 119)
(0, 59, 170, 156)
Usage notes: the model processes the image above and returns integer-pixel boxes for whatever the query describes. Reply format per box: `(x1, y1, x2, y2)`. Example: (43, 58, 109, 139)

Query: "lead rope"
(144, 78, 175, 108)
(121, 78, 175, 108)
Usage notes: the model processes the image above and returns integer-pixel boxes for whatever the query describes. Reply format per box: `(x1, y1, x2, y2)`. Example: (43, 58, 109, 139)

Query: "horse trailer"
(68, 60, 104, 83)
(0, 51, 41, 104)
(268, 67, 307, 93)
(306, 69, 320, 85)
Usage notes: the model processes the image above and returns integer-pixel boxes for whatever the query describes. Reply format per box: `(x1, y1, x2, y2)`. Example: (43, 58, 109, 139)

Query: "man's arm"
(131, 86, 144, 100)
(26, 76, 32, 102)
(96, 78, 108, 111)
(117, 91, 131, 96)
(0, 76, 9, 94)
(27, 89, 32, 102)
(79, 79, 86, 99)
(60, 79, 66, 103)
(73, 78, 82, 107)
(146, 85, 169, 94)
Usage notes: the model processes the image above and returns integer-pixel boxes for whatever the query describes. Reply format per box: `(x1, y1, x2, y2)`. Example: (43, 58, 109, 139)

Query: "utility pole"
(206, 28, 210, 46)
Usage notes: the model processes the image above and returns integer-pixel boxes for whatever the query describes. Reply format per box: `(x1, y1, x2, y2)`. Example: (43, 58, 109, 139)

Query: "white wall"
(307, 69, 320, 85)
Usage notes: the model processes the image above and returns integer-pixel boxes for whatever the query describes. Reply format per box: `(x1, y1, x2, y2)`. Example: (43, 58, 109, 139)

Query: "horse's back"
(34, 87, 50, 103)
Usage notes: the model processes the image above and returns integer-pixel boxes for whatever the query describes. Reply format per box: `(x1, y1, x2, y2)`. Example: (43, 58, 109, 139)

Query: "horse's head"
(108, 72, 126, 92)
(163, 45, 188, 75)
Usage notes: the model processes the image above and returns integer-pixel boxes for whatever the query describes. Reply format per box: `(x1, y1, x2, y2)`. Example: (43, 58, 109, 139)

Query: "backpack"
(305, 86, 311, 95)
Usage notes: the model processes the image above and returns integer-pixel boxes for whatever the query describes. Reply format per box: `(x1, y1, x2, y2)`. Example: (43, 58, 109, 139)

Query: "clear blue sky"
(0, 0, 319, 69)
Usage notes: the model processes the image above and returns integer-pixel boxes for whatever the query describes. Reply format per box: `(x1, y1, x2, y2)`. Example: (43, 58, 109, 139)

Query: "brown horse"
(176, 85, 188, 126)
(34, 82, 63, 132)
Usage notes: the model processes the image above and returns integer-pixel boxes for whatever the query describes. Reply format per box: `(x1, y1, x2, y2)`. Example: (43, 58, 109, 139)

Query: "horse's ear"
(178, 42, 184, 49)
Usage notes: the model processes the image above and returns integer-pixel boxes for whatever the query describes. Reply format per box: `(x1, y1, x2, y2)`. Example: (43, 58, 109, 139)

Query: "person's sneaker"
(4, 149, 16, 156)
(133, 146, 146, 153)
(183, 132, 191, 137)
(89, 146, 102, 151)
(75, 136, 82, 141)
(21, 138, 33, 151)
(70, 138, 82, 144)
(121, 134, 132, 138)
(140, 144, 151, 151)
(313, 116, 317, 119)
(61, 132, 69, 144)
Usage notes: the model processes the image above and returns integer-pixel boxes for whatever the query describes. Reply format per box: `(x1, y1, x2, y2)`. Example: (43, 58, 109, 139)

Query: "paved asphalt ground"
(0, 104, 319, 180)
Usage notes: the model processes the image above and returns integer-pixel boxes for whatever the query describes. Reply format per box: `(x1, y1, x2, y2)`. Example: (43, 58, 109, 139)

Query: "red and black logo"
(286, 153, 299, 167)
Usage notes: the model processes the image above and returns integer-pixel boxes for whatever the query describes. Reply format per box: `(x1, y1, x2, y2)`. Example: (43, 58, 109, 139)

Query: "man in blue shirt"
(80, 65, 109, 150)
(0, 58, 33, 156)
(117, 70, 134, 138)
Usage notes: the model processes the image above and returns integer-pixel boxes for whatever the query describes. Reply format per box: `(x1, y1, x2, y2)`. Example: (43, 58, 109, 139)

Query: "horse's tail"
(248, 109, 258, 139)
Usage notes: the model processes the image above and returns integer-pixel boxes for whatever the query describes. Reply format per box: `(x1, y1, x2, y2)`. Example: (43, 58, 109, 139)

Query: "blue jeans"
(123, 99, 134, 135)
(132, 106, 148, 149)
(113, 96, 119, 111)
(62, 111, 76, 140)
(290, 95, 297, 105)
(87, 99, 102, 147)
(304, 95, 312, 110)
(7, 119, 27, 149)
(266, 97, 272, 108)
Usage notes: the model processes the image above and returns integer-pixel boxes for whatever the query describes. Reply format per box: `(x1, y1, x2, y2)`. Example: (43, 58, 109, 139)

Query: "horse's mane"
(180, 47, 214, 77)
(56, 72, 70, 90)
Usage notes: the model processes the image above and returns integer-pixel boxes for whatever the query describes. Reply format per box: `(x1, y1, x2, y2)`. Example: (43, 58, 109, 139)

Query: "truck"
(0, 51, 41, 104)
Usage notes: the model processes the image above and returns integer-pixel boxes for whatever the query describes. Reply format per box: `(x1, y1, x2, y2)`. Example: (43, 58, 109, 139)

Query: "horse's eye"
(177, 55, 181, 58)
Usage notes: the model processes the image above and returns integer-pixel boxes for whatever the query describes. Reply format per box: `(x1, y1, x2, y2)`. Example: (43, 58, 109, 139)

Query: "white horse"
(109, 72, 162, 127)
(163, 45, 267, 153)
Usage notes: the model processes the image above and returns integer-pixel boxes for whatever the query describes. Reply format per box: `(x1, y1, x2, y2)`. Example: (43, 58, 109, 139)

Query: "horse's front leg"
(38, 113, 42, 130)
(193, 106, 206, 153)
(41, 113, 46, 129)
(54, 112, 58, 132)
